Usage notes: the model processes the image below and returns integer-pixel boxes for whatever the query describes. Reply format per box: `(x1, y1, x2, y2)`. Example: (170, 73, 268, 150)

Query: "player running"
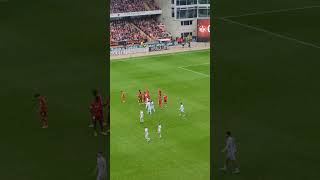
(144, 127, 150, 143)
(220, 131, 240, 174)
(158, 124, 162, 138)
(96, 152, 106, 180)
(139, 110, 144, 123)
(90, 96, 107, 136)
(179, 102, 185, 118)
(34, 93, 48, 128)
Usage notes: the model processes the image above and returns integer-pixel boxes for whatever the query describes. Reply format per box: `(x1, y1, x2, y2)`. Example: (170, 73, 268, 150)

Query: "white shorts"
(226, 151, 236, 161)
(97, 172, 106, 180)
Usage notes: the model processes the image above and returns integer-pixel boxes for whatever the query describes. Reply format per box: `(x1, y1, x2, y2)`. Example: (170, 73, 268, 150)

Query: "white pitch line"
(178, 66, 210, 78)
(219, 17, 320, 49)
(180, 62, 210, 68)
(220, 5, 320, 18)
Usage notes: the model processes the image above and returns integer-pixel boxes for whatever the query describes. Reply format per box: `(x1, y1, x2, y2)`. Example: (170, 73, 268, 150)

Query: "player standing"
(158, 124, 162, 138)
(220, 131, 240, 174)
(90, 96, 107, 136)
(142, 91, 146, 103)
(144, 127, 150, 143)
(158, 95, 163, 108)
(163, 94, 168, 107)
(89, 89, 105, 128)
(138, 90, 143, 104)
(121, 90, 126, 103)
(96, 152, 106, 180)
(139, 110, 144, 123)
(151, 100, 155, 112)
(158, 88, 162, 97)
(34, 94, 48, 128)
(146, 100, 152, 115)
(179, 102, 185, 117)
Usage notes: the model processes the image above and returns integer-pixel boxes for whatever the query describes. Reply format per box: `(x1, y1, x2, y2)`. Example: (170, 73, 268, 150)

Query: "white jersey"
(158, 125, 161, 133)
(96, 156, 106, 180)
(140, 111, 144, 118)
(179, 104, 185, 112)
(146, 101, 151, 109)
(145, 128, 149, 136)
(225, 136, 237, 154)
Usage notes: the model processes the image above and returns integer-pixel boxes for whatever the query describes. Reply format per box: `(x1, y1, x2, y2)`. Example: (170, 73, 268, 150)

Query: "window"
(177, 0, 197, 5)
(177, 7, 197, 19)
(181, 20, 193, 26)
(198, 0, 209, 4)
(181, 32, 192, 37)
(198, 7, 209, 17)
(172, 8, 175, 17)
(172, 0, 175, 4)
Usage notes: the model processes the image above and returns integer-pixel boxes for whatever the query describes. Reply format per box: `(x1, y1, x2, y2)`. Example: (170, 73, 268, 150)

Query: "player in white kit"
(151, 100, 155, 112)
(221, 131, 240, 174)
(179, 102, 185, 117)
(96, 152, 106, 180)
(144, 127, 150, 142)
(139, 110, 144, 123)
(146, 101, 152, 115)
(157, 124, 162, 138)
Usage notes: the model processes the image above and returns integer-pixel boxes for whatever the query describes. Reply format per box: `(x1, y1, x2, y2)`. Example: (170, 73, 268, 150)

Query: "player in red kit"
(34, 94, 48, 128)
(163, 94, 168, 107)
(158, 95, 163, 108)
(158, 88, 162, 97)
(90, 96, 106, 136)
(138, 90, 143, 103)
(142, 91, 146, 103)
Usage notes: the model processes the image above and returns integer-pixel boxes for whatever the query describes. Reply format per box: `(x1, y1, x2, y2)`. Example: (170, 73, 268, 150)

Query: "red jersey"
(158, 89, 162, 97)
(90, 101, 103, 118)
(158, 96, 162, 107)
(164, 95, 168, 102)
(38, 96, 48, 112)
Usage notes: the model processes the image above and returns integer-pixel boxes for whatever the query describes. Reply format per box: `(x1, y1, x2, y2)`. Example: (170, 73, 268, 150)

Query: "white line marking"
(219, 17, 320, 49)
(220, 5, 320, 18)
(178, 66, 210, 78)
(180, 63, 210, 68)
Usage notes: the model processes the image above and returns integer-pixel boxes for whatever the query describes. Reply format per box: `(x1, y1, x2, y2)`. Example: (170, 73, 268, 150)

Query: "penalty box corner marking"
(178, 64, 210, 78)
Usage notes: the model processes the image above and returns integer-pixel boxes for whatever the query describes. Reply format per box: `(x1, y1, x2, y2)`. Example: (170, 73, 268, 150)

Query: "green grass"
(110, 50, 210, 180)
(0, 1, 107, 179)
(214, 1, 320, 179)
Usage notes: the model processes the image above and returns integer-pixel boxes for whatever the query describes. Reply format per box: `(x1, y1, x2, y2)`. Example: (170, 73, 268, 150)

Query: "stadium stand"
(111, 0, 159, 13)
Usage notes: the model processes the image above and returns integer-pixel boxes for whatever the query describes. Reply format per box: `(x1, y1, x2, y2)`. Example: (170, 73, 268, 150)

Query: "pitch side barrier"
(110, 41, 178, 56)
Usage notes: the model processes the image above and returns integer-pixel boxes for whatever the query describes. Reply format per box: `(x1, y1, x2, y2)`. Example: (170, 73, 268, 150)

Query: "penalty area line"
(180, 62, 210, 68)
(219, 17, 320, 49)
(220, 5, 320, 18)
(178, 66, 210, 78)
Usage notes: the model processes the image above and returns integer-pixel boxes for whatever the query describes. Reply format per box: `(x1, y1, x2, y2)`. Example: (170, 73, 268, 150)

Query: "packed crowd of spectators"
(111, 0, 160, 13)
(110, 20, 147, 43)
(110, 17, 170, 45)
(133, 18, 170, 40)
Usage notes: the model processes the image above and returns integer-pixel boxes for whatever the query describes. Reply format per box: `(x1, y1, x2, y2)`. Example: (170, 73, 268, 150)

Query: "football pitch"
(110, 50, 210, 180)
(214, 1, 320, 179)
